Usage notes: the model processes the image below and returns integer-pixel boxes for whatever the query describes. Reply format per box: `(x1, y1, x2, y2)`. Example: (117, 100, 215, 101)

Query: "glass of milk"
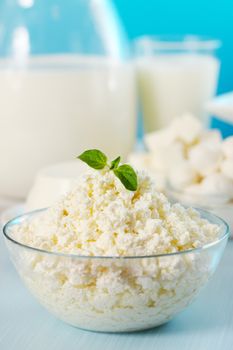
(0, 0, 136, 199)
(135, 35, 221, 132)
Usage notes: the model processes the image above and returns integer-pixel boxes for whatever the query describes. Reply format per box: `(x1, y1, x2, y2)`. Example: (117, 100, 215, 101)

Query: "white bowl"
(26, 160, 87, 211)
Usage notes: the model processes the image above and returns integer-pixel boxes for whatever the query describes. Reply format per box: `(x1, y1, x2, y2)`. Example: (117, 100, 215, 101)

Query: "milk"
(137, 54, 220, 132)
(0, 55, 136, 198)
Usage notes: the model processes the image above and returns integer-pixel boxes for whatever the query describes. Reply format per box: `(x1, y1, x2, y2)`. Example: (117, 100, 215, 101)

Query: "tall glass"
(135, 35, 220, 133)
(0, 0, 136, 199)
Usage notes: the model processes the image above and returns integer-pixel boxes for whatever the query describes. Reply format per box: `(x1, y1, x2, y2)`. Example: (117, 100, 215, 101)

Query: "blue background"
(114, 0, 233, 95)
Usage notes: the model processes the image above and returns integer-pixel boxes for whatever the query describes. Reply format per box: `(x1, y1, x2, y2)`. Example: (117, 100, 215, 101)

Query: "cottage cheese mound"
(10, 169, 221, 332)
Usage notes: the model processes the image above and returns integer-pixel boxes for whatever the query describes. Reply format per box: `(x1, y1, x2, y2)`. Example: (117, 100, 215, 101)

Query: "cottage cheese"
(129, 114, 233, 200)
(129, 114, 233, 235)
(10, 169, 220, 332)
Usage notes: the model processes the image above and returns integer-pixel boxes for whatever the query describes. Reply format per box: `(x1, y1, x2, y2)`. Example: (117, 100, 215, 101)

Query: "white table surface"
(1, 205, 233, 350)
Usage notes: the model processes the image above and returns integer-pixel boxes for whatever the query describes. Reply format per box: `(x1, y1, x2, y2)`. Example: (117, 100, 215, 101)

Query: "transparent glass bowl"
(3, 209, 229, 332)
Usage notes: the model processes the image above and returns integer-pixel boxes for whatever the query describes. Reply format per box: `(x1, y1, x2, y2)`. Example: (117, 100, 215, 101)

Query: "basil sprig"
(77, 149, 138, 191)
(78, 149, 107, 170)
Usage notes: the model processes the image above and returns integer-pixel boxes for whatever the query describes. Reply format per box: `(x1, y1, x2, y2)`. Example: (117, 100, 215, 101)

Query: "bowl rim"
(2, 207, 229, 260)
(166, 180, 233, 209)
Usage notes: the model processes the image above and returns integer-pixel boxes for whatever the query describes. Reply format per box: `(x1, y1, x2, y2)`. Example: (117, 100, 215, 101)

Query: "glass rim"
(134, 35, 221, 52)
(3, 207, 229, 260)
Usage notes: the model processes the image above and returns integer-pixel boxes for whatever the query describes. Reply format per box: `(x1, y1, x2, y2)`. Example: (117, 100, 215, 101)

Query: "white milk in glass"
(0, 55, 136, 198)
(137, 54, 220, 132)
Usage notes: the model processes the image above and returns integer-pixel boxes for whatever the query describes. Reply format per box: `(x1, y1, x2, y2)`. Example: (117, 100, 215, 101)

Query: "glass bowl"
(3, 208, 229, 332)
(166, 182, 233, 238)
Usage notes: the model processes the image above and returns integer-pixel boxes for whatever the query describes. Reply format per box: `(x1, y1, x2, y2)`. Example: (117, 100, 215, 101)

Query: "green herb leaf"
(77, 149, 107, 169)
(77, 149, 138, 191)
(110, 156, 121, 170)
(114, 164, 138, 191)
